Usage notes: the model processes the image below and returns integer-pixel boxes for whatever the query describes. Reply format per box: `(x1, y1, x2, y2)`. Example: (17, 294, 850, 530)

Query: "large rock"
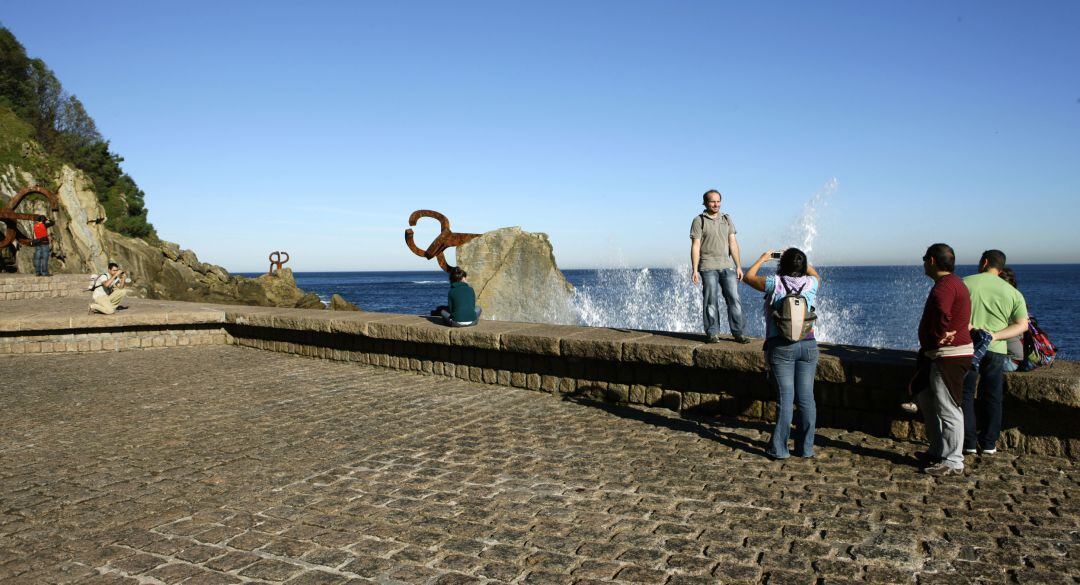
(107, 230, 323, 308)
(330, 294, 362, 311)
(456, 226, 577, 324)
(1, 162, 324, 309)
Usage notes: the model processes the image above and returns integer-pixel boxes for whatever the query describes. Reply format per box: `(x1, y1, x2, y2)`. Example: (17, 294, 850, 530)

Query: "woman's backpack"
(1019, 316, 1057, 371)
(770, 277, 816, 341)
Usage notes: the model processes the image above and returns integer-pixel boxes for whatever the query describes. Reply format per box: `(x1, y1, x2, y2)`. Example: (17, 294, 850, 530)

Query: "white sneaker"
(963, 448, 977, 455)
(981, 448, 997, 455)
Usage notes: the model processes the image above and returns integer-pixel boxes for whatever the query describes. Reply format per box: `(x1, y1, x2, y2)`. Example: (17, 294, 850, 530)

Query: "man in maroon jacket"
(914, 243, 974, 476)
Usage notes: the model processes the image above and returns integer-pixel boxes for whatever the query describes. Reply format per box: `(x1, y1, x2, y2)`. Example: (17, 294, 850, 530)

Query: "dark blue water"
(240, 265, 1073, 360)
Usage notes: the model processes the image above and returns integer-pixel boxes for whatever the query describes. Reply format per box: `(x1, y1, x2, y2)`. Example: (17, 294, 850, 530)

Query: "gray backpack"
(771, 279, 816, 341)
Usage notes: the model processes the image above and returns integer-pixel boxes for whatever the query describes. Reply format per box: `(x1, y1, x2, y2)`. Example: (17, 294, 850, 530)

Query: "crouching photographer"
(89, 262, 132, 315)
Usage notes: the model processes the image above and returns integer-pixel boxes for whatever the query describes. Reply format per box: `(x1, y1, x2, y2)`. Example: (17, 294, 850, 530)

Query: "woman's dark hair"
(448, 267, 467, 283)
(999, 267, 1017, 288)
(777, 248, 808, 277)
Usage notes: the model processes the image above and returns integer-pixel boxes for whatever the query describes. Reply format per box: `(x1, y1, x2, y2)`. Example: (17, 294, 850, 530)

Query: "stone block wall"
(0, 324, 230, 355)
(2, 298, 1077, 458)
(0, 274, 92, 301)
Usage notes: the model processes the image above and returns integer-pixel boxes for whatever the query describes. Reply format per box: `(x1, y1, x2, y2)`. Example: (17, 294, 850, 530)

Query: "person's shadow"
(563, 386, 913, 465)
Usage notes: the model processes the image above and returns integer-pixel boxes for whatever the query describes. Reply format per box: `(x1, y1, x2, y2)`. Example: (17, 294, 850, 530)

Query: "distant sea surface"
(239, 265, 1074, 360)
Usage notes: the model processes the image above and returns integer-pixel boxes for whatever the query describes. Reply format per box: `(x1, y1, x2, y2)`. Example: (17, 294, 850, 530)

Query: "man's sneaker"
(923, 463, 962, 477)
(706, 334, 722, 344)
(733, 335, 752, 344)
(899, 401, 919, 414)
(963, 448, 978, 455)
(981, 448, 997, 455)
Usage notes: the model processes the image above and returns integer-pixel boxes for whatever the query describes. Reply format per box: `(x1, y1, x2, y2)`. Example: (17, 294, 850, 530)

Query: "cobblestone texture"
(1, 346, 1077, 584)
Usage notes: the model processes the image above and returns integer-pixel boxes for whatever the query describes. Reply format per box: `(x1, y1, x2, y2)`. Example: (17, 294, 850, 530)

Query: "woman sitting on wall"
(743, 248, 822, 459)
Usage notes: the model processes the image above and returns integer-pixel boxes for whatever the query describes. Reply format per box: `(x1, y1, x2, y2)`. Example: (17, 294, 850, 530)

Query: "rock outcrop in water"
(330, 294, 362, 311)
(1, 164, 325, 309)
(456, 226, 577, 324)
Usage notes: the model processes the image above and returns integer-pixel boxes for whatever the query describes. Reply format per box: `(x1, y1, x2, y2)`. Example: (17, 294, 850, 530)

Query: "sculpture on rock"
(268, 251, 289, 275)
(0, 186, 59, 248)
(404, 210, 480, 272)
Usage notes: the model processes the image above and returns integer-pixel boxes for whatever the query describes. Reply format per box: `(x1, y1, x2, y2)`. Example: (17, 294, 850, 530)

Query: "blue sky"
(3, 1, 1078, 271)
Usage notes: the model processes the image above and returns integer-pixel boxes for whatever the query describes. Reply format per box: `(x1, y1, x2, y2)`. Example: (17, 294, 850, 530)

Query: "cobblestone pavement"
(1, 347, 1077, 584)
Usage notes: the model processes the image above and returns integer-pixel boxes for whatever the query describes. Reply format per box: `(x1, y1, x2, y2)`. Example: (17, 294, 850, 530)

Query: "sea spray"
(570, 178, 879, 345)
(780, 177, 838, 255)
(573, 265, 702, 332)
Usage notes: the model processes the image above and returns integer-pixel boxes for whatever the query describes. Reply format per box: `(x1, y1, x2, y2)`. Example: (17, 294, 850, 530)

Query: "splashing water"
(781, 177, 838, 255)
(573, 265, 702, 332)
(568, 178, 893, 347)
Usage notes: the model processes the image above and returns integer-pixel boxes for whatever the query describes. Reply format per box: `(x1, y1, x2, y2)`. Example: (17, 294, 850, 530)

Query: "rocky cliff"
(1, 163, 326, 309)
(456, 226, 577, 324)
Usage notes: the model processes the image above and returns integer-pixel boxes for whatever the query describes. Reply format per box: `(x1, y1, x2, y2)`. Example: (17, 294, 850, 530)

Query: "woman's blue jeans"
(766, 338, 819, 458)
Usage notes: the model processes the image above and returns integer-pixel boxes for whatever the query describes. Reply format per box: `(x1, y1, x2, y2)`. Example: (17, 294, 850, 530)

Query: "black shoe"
(915, 451, 942, 465)
(733, 335, 752, 344)
(706, 334, 722, 344)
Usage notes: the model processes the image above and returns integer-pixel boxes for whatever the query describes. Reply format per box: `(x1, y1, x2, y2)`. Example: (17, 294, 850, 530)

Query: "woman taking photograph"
(744, 248, 821, 459)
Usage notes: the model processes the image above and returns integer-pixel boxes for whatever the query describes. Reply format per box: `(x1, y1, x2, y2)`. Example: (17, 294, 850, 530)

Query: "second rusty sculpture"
(268, 251, 290, 275)
(0, 186, 60, 248)
(404, 210, 480, 273)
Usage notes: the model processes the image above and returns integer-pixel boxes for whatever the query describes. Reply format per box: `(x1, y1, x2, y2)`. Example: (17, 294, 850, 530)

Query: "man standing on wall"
(690, 189, 749, 343)
(963, 249, 1028, 455)
(32, 215, 53, 277)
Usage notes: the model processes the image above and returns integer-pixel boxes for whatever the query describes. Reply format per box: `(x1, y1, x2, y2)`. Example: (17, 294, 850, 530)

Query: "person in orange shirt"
(32, 215, 53, 276)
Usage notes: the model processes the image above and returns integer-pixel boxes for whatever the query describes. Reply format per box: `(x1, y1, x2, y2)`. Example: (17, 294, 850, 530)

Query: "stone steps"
(0, 273, 95, 301)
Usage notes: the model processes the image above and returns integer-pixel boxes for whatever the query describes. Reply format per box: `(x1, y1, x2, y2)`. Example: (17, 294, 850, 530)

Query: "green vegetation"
(0, 26, 155, 240)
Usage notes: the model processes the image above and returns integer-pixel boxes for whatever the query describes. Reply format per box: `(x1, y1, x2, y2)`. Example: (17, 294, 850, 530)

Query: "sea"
(241, 265, 1074, 361)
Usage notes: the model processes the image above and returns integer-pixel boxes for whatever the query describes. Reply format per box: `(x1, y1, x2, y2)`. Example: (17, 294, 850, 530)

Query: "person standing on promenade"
(963, 250, 1028, 455)
(911, 243, 973, 476)
(690, 190, 749, 343)
(744, 248, 820, 459)
(89, 262, 131, 315)
(32, 215, 53, 276)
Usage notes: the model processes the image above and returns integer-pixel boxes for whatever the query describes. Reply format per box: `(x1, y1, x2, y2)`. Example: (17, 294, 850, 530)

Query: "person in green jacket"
(438, 267, 481, 327)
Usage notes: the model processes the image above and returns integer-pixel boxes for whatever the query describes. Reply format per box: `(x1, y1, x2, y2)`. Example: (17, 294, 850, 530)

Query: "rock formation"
(456, 226, 577, 324)
(1, 163, 325, 309)
(330, 294, 362, 311)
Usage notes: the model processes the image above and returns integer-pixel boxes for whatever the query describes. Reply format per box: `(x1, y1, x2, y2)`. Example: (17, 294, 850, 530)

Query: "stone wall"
(0, 274, 90, 301)
(2, 297, 1077, 458)
(221, 310, 1080, 459)
(0, 325, 229, 355)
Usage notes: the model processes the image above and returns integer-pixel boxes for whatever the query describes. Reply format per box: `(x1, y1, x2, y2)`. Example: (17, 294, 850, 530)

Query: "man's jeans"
(917, 362, 965, 469)
(963, 351, 1006, 451)
(766, 339, 818, 458)
(33, 243, 50, 275)
(700, 269, 745, 337)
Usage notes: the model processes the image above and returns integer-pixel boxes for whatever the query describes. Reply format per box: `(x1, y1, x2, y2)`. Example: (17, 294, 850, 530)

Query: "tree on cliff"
(0, 25, 155, 241)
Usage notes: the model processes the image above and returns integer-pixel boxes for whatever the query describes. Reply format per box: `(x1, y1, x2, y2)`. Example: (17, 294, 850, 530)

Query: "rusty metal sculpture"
(0, 186, 60, 248)
(405, 210, 480, 272)
(268, 251, 290, 275)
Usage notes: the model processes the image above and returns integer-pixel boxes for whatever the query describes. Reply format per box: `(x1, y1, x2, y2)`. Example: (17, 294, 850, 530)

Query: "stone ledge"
(2, 296, 1078, 457)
